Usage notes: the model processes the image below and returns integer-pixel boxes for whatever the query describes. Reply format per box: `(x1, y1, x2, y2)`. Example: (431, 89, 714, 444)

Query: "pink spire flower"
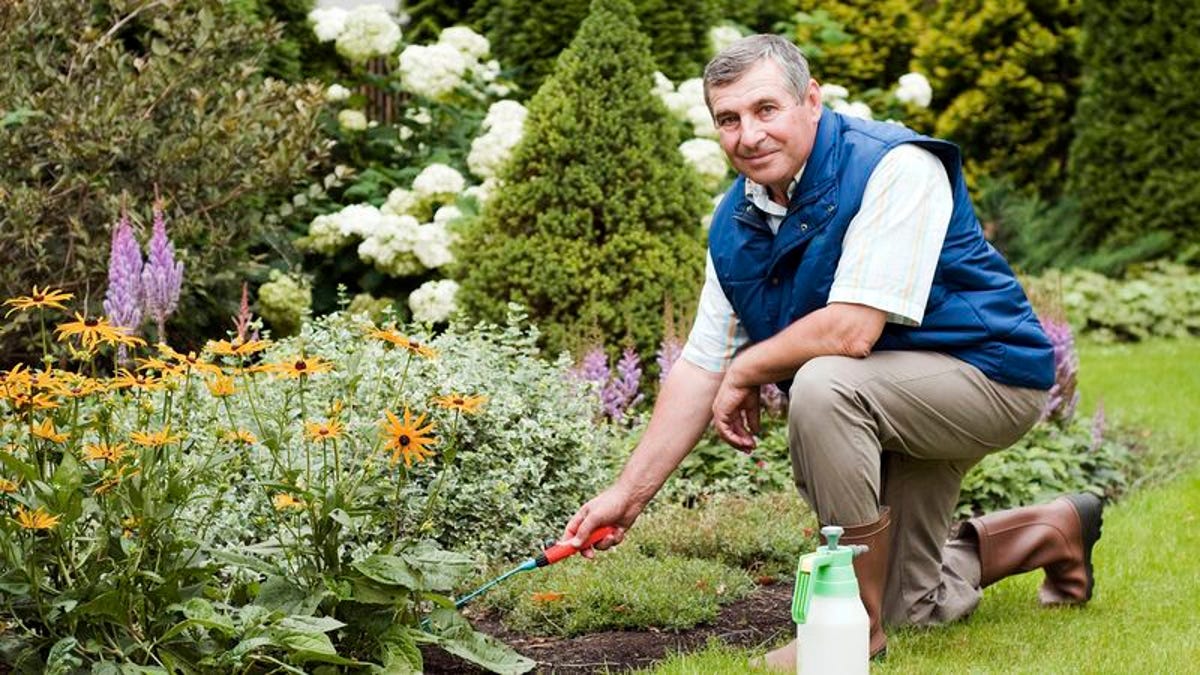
(141, 199, 184, 342)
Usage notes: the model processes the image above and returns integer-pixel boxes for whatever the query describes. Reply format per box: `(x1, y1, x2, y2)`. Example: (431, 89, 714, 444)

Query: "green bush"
(1025, 263, 1200, 342)
(0, 0, 326, 362)
(477, 0, 717, 92)
(1066, 0, 1200, 260)
(956, 417, 1137, 520)
(792, 0, 924, 95)
(714, 0, 797, 33)
(479, 545, 755, 636)
(455, 0, 707, 361)
(913, 0, 1081, 196)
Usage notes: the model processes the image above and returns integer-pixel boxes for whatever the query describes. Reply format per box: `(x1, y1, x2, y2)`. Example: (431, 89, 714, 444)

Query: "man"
(562, 35, 1103, 669)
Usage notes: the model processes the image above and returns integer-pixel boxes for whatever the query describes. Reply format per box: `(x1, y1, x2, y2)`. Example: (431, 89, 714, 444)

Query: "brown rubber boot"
(839, 506, 891, 658)
(755, 508, 891, 671)
(963, 493, 1103, 605)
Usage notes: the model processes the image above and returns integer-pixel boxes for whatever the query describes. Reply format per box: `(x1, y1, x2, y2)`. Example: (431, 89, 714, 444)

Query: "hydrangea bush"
(286, 10, 525, 326)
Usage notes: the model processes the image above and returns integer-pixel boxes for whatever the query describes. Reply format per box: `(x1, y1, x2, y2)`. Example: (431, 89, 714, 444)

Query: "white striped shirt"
(681, 144, 953, 373)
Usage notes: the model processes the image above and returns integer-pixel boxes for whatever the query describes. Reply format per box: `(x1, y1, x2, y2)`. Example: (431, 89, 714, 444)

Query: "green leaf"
(379, 626, 423, 674)
(401, 542, 476, 591)
(426, 609, 534, 674)
(349, 578, 412, 605)
(50, 452, 83, 493)
(278, 615, 345, 634)
(46, 637, 81, 675)
(0, 453, 38, 482)
(255, 575, 324, 615)
(77, 590, 124, 621)
(353, 554, 420, 589)
(208, 548, 283, 575)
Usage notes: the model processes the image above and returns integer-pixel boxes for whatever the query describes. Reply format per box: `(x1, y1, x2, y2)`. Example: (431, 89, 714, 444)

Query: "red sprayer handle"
(535, 526, 618, 567)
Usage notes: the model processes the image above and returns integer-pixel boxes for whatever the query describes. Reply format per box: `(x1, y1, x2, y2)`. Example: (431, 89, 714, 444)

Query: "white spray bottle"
(791, 525, 870, 674)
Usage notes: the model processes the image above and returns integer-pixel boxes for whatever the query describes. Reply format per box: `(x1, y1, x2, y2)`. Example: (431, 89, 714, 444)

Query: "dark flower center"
(295, 360, 307, 371)
(85, 319, 99, 327)
(399, 435, 411, 446)
(32, 294, 44, 302)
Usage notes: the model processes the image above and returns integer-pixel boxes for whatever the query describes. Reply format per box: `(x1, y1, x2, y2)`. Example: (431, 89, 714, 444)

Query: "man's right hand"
(562, 484, 644, 559)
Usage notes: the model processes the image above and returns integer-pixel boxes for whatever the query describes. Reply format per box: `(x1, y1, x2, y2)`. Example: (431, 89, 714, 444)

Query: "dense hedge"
(455, 0, 707, 360)
(476, 0, 716, 92)
(913, 0, 1081, 196)
(0, 0, 325, 361)
(1067, 0, 1200, 260)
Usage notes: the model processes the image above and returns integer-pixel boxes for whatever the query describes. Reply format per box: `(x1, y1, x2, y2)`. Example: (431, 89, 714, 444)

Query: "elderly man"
(562, 34, 1103, 669)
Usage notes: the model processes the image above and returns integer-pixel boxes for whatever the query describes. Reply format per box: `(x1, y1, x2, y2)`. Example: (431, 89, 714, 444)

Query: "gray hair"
(703, 34, 811, 110)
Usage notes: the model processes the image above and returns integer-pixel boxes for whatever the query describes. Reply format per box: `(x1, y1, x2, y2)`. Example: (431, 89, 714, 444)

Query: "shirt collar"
(744, 165, 806, 216)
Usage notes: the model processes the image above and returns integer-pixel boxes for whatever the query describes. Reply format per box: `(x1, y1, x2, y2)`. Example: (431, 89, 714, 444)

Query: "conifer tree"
(455, 0, 707, 359)
(1067, 0, 1200, 259)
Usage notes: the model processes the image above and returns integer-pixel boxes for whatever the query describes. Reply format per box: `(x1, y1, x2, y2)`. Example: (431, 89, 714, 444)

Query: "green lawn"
(640, 338, 1200, 674)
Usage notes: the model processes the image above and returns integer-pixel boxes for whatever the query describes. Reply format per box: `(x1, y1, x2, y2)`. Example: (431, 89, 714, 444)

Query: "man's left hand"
(712, 373, 760, 453)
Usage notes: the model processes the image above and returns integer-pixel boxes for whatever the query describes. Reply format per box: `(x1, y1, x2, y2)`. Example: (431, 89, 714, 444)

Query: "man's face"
(708, 59, 822, 201)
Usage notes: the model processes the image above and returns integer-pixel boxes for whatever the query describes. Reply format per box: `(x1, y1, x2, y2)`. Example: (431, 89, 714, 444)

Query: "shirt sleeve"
(681, 252, 749, 373)
(828, 143, 953, 326)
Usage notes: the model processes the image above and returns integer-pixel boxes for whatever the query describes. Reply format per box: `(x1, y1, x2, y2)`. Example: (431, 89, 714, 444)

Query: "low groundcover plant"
(0, 290, 606, 672)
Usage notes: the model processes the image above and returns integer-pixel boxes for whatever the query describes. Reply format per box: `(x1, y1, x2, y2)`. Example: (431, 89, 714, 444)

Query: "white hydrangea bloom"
(309, 7, 347, 42)
(399, 43, 468, 100)
(687, 104, 717, 139)
(413, 222, 454, 268)
(413, 163, 466, 199)
(299, 214, 351, 254)
(439, 26, 490, 61)
(332, 203, 386, 238)
(407, 107, 433, 125)
(708, 24, 743, 56)
(434, 205, 463, 224)
(408, 279, 460, 323)
(832, 100, 873, 120)
(895, 72, 933, 108)
(820, 83, 850, 102)
(337, 109, 368, 131)
(467, 99, 528, 179)
(381, 187, 420, 217)
(677, 79, 706, 107)
(335, 5, 402, 63)
(357, 213, 424, 276)
(325, 83, 352, 102)
(679, 138, 729, 190)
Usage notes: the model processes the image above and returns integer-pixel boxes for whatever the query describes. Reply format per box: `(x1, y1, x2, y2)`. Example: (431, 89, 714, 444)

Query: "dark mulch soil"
(422, 580, 795, 674)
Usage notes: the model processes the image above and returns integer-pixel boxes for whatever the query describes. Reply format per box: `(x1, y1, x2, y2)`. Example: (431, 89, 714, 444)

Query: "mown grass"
(635, 338, 1200, 674)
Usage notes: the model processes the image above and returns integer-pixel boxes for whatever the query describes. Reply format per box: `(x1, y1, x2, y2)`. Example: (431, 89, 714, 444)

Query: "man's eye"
(759, 105, 778, 117)
(718, 117, 738, 128)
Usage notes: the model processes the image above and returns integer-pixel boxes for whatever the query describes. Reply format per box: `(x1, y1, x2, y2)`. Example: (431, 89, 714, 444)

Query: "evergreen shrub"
(477, 0, 717, 92)
(455, 0, 708, 361)
(0, 0, 325, 361)
(1067, 0, 1200, 259)
(913, 0, 1081, 196)
(792, 0, 925, 95)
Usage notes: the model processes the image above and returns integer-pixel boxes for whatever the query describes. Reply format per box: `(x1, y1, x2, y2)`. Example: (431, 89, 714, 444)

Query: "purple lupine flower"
(103, 209, 144, 365)
(103, 209, 144, 333)
(141, 199, 184, 342)
(601, 348, 644, 422)
(656, 335, 684, 383)
(1089, 401, 1106, 453)
(1039, 317, 1079, 424)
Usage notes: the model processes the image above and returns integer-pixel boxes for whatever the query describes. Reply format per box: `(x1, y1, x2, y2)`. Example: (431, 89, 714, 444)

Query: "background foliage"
(0, 0, 326, 362)
(1067, 0, 1200, 263)
(455, 0, 708, 361)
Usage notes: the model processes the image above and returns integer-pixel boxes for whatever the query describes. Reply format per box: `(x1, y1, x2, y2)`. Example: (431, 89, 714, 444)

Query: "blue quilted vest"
(708, 109, 1054, 390)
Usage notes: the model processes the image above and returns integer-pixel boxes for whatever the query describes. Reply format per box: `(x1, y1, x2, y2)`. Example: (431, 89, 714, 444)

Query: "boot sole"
(1064, 493, 1104, 602)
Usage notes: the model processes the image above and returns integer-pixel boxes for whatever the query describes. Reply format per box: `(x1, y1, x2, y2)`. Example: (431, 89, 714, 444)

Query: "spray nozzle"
(793, 525, 867, 625)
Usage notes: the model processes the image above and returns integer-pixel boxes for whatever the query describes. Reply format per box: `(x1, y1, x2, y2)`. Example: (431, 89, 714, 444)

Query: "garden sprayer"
(421, 525, 617, 630)
(792, 525, 870, 674)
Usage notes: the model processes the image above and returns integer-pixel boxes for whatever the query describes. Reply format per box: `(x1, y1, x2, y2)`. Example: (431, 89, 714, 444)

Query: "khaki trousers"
(786, 351, 1047, 627)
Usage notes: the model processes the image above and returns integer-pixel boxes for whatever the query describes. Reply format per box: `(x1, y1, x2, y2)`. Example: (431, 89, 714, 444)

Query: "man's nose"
(740, 117, 767, 149)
